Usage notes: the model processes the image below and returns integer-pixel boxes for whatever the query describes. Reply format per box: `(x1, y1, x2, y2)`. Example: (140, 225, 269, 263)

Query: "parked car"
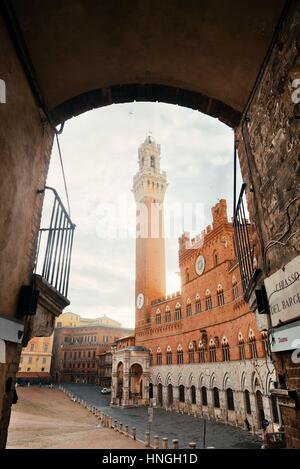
(100, 387, 111, 395)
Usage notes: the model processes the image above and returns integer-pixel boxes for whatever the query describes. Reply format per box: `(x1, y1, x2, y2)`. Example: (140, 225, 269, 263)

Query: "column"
(111, 372, 118, 405)
(122, 372, 130, 406)
(173, 386, 179, 410)
(162, 385, 168, 409)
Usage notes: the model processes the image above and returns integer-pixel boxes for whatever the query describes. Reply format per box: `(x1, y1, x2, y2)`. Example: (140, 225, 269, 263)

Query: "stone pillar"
(111, 372, 118, 405)
(196, 388, 202, 414)
(173, 386, 179, 410)
(262, 395, 272, 429)
(162, 385, 168, 409)
(218, 390, 227, 422)
(122, 372, 130, 406)
(250, 393, 258, 431)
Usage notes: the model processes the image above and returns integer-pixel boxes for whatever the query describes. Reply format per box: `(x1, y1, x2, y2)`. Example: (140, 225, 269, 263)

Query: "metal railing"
(34, 186, 75, 297)
(233, 183, 255, 295)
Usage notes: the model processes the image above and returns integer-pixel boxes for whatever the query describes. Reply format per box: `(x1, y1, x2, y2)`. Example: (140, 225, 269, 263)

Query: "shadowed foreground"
(6, 387, 144, 449)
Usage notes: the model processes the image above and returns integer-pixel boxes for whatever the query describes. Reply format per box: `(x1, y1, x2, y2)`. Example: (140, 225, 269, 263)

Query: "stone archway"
(157, 383, 163, 407)
(168, 384, 173, 407)
(129, 363, 143, 400)
(256, 390, 265, 429)
(149, 382, 153, 399)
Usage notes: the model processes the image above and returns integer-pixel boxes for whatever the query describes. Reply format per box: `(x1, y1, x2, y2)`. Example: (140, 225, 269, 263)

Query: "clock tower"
(132, 135, 167, 329)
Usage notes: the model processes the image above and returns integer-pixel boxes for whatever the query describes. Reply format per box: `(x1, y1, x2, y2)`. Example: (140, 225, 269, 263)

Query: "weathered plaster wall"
(0, 15, 54, 448)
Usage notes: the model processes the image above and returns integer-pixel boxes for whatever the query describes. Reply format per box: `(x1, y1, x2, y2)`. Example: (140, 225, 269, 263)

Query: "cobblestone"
(64, 383, 261, 449)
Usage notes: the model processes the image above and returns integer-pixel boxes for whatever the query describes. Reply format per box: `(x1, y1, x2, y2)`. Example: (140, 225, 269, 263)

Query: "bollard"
(172, 439, 179, 449)
(162, 437, 168, 449)
(145, 431, 150, 448)
(119, 422, 123, 433)
(125, 425, 129, 436)
(106, 415, 109, 428)
(132, 427, 136, 440)
(114, 420, 118, 431)
(153, 435, 159, 449)
(189, 442, 196, 449)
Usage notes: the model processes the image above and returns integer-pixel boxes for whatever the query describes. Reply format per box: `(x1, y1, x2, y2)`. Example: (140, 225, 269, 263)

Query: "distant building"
(51, 314, 132, 384)
(56, 312, 122, 329)
(97, 351, 112, 388)
(17, 335, 54, 384)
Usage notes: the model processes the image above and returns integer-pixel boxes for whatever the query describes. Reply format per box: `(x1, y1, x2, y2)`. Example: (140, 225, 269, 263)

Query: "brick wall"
(235, 3, 300, 448)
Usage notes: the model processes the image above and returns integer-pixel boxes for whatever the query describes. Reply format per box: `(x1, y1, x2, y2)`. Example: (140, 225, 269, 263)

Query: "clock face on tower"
(195, 255, 205, 276)
(136, 293, 144, 309)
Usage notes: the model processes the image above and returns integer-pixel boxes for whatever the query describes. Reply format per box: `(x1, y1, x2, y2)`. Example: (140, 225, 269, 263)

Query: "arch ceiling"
(5, 0, 286, 127)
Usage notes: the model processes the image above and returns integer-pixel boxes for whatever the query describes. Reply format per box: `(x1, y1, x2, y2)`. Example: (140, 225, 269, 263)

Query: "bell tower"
(132, 135, 167, 329)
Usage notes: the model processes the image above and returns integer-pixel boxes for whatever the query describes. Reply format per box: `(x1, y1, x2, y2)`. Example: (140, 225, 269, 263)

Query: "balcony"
(20, 187, 75, 345)
(233, 183, 259, 301)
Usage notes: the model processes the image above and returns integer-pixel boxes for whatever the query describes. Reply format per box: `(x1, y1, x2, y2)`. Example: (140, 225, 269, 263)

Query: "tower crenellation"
(133, 135, 167, 203)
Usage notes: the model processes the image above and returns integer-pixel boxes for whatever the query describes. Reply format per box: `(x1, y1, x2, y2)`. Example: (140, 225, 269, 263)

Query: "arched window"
(201, 386, 208, 406)
(165, 306, 171, 323)
(238, 332, 246, 360)
(191, 385, 196, 404)
(156, 347, 162, 365)
(156, 309, 161, 325)
(186, 299, 192, 316)
(213, 250, 219, 266)
(205, 290, 212, 310)
(185, 267, 190, 283)
(249, 330, 258, 359)
(226, 388, 235, 411)
(245, 389, 251, 414)
(213, 387, 220, 408)
(149, 349, 153, 366)
(209, 340, 217, 363)
(179, 385, 185, 402)
(261, 331, 269, 357)
(166, 346, 172, 365)
(198, 342, 206, 363)
(195, 294, 201, 314)
(232, 276, 239, 300)
(175, 303, 182, 320)
(222, 337, 230, 361)
(177, 345, 184, 364)
(188, 342, 195, 363)
(217, 284, 224, 306)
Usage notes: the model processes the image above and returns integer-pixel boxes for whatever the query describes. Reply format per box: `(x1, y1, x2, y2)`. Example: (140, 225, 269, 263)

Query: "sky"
(44, 102, 242, 328)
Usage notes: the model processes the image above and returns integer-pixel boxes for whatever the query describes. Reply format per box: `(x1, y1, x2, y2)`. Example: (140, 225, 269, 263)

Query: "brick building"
(51, 313, 132, 384)
(17, 335, 54, 384)
(97, 351, 113, 388)
(111, 137, 279, 434)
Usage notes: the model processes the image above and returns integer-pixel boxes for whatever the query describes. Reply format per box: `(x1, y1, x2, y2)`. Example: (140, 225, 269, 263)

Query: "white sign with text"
(264, 255, 300, 327)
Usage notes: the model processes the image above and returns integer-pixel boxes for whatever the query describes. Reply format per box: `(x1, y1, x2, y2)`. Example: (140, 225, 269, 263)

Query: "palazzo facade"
(111, 137, 279, 433)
